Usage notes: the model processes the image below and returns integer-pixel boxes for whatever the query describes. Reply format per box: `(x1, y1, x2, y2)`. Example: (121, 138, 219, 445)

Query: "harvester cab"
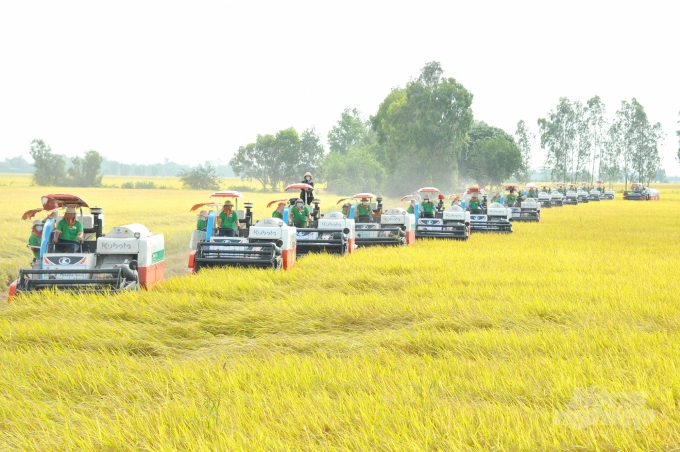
(511, 183, 541, 222)
(502, 184, 523, 220)
(339, 193, 412, 246)
(552, 183, 566, 206)
(272, 183, 349, 257)
(410, 187, 469, 240)
(564, 184, 579, 205)
(538, 184, 553, 208)
(588, 182, 602, 201)
(188, 191, 296, 272)
(598, 181, 615, 200)
(9, 194, 164, 300)
(577, 183, 590, 203)
(465, 187, 512, 233)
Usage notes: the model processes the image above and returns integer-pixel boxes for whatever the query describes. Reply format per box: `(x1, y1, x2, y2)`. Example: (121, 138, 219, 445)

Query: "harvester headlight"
(275, 240, 283, 248)
(134, 232, 141, 239)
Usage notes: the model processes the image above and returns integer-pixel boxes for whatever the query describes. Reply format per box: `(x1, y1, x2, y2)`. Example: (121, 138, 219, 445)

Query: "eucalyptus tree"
(514, 120, 535, 183)
(610, 99, 663, 189)
(586, 96, 607, 183)
(571, 101, 591, 183)
(601, 124, 621, 189)
(538, 97, 577, 183)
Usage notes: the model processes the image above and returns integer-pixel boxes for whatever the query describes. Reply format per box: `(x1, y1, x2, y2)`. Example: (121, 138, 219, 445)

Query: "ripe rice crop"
(1, 176, 680, 450)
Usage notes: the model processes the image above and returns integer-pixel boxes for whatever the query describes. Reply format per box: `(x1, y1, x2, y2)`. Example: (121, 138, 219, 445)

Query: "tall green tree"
(370, 62, 473, 194)
(324, 145, 386, 194)
(178, 162, 222, 190)
(468, 136, 522, 188)
(67, 150, 103, 187)
(327, 108, 369, 154)
(514, 120, 535, 183)
(538, 98, 576, 183)
(586, 96, 607, 183)
(230, 127, 324, 192)
(29, 139, 66, 186)
(610, 99, 663, 189)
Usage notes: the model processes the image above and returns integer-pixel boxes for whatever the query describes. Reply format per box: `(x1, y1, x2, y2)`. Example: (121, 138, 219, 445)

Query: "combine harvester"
(463, 186, 512, 233)
(338, 193, 415, 247)
(563, 184, 579, 205)
(405, 187, 470, 240)
(598, 181, 615, 200)
(275, 183, 353, 257)
(537, 184, 553, 208)
(188, 191, 296, 272)
(576, 184, 590, 203)
(510, 184, 541, 222)
(624, 183, 660, 201)
(9, 194, 164, 299)
(588, 183, 601, 201)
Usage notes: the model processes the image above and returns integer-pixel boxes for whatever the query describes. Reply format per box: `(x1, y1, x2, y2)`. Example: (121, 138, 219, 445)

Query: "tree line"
(538, 97, 666, 189)
(230, 62, 676, 195)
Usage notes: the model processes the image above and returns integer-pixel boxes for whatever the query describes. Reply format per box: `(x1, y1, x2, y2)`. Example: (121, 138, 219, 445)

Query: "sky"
(1, 0, 678, 174)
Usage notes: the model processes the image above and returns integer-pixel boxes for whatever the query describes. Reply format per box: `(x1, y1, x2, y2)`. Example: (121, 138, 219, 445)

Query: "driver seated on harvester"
(52, 206, 83, 253)
(356, 198, 372, 223)
(467, 193, 484, 213)
(291, 198, 312, 228)
(341, 203, 351, 218)
(217, 201, 240, 237)
(421, 196, 436, 218)
(505, 190, 518, 207)
(491, 192, 501, 204)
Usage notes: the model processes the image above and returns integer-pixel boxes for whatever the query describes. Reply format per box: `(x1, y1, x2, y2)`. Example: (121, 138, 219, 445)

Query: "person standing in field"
(272, 202, 285, 219)
(356, 197, 372, 223)
(421, 196, 435, 218)
(217, 201, 240, 237)
(28, 220, 43, 261)
(291, 198, 312, 228)
(300, 172, 315, 205)
(52, 206, 83, 253)
(196, 210, 208, 231)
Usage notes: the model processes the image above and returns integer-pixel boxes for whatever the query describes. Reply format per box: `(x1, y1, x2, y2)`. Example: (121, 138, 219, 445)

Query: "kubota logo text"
(252, 229, 277, 236)
(102, 242, 132, 250)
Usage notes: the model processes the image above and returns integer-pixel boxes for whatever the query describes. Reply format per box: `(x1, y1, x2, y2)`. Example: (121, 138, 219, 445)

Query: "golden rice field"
(2, 174, 680, 451)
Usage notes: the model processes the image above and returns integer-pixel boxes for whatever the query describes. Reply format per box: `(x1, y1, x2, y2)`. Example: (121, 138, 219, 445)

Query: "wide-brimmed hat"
(33, 220, 43, 226)
(471, 193, 478, 197)
(65, 207, 76, 214)
(223, 201, 233, 207)
(361, 197, 368, 201)
(277, 202, 285, 207)
(197, 210, 208, 218)
(304, 172, 312, 178)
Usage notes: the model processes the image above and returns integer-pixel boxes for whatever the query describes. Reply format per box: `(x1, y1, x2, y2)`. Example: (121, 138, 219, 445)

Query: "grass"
(1, 176, 680, 450)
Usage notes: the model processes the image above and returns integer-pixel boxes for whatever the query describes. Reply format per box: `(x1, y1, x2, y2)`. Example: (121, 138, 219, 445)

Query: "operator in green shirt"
(196, 210, 208, 231)
(272, 202, 285, 219)
(406, 200, 416, 214)
(291, 198, 312, 227)
(505, 190, 518, 207)
(490, 192, 501, 204)
(53, 206, 84, 253)
(217, 201, 240, 237)
(357, 198, 372, 223)
(28, 220, 43, 260)
(468, 193, 484, 212)
(421, 197, 435, 218)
